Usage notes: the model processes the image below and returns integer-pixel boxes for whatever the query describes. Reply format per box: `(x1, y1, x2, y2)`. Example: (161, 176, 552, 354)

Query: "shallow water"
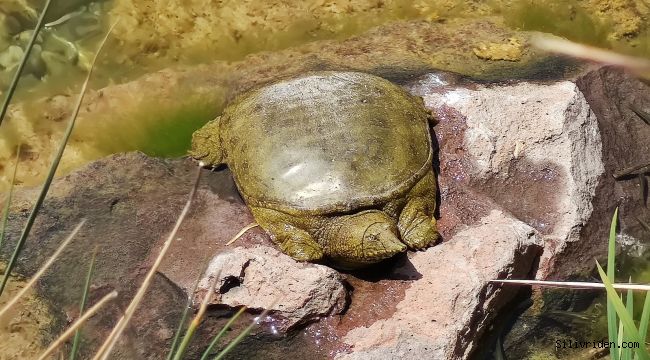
(0, 0, 646, 193)
(495, 246, 650, 360)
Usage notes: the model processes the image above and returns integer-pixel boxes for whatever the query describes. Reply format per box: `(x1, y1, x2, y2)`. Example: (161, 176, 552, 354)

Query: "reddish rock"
(338, 210, 540, 359)
(410, 77, 604, 279)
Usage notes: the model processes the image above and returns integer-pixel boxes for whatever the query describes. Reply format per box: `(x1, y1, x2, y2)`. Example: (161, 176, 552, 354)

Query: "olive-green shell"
(220, 71, 433, 214)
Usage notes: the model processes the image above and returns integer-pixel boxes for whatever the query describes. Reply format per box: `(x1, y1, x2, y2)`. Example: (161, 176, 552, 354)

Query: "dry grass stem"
(213, 298, 279, 360)
(613, 161, 650, 180)
(199, 306, 247, 360)
(166, 254, 213, 360)
(531, 35, 650, 79)
(226, 223, 259, 245)
(491, 279, 650, 291)
(0, 20, 116, 297)
(37, 290, 118, 360)
(0, 146, 21, 251)
(171, 273, 220, 360)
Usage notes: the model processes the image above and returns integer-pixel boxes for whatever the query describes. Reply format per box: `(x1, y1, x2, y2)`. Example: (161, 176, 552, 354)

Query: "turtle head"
(326, 210, 407, 269)
(189, 117, 224, 167)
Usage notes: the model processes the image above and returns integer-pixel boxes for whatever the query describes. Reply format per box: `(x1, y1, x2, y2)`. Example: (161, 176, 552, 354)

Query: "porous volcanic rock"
(196, 246, 348, 331)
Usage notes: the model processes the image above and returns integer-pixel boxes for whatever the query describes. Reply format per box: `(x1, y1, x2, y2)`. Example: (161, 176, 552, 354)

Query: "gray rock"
(410, 78, 604, 279)
(0, 152, 272, 359)
(196, 245, 348, 331)
(337, 210, 540, 360)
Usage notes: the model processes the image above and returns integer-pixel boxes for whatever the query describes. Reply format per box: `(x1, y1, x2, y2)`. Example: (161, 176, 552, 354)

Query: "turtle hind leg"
(398, 172, 439, 250)
(279, 228, 324, 262)
(250, 207, 324, 262)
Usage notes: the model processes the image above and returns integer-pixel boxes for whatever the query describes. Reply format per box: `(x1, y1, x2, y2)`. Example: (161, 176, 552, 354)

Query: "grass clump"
(492, 207, 650, 358)
(596, 208, 650, 360)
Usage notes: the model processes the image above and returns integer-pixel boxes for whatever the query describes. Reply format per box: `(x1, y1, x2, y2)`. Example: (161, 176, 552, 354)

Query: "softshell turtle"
(190, 71, 439, 268)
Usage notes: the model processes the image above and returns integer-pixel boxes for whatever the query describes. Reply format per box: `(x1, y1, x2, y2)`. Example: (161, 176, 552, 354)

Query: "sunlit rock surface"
(196, 246, 348, 332)
(412, 79, 604, 279)
(338, 210, 540, 359)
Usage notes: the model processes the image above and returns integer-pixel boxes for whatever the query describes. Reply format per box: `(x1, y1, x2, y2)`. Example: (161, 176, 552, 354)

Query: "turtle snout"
(188, 118, 224, 167)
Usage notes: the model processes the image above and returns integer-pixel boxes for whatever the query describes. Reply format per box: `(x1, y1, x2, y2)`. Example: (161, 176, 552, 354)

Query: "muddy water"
(12, 0, 649, 89)
(0, 0, 648, 180)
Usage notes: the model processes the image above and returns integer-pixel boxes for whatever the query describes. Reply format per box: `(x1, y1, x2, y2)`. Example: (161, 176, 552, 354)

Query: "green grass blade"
(70, 246, 98, 360)
(493, 335, 505, 360)
(620, 315, 625, 360)
(624, 282, 634, 360)
(0, 147, 20, 251)
(0, 20, 113, 298)
(171, 317, 200, 360)
(213, 308, 272, 360)
(200, 307, 247, 360)
(597, 261, 650, 360)
(639, 291, 650, 346)
(171, 276, 219, 360)
(608, 208, 620, 360)
(0, 220, 84, 318)
(608, 208, 619, 278)
(0, 0, 54, 126)
(38, 291, 118, 360)
(166, 301, 192, 360)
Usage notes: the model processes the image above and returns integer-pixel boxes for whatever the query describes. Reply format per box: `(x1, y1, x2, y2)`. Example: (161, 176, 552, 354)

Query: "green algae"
(502, 1, 611, 46)
(77, 96, 219, 159)
(109, 101, 214, 158)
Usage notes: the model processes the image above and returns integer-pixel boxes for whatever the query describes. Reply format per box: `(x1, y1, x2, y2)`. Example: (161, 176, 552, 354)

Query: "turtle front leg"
(397, 172, 439, 250)
(250, 207, 324, 262)
(398, 198, 438, 250)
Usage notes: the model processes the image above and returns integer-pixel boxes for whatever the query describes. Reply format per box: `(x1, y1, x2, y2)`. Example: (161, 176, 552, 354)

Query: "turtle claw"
(398, 198, 438, 250)
(399, 215, 438, 250)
